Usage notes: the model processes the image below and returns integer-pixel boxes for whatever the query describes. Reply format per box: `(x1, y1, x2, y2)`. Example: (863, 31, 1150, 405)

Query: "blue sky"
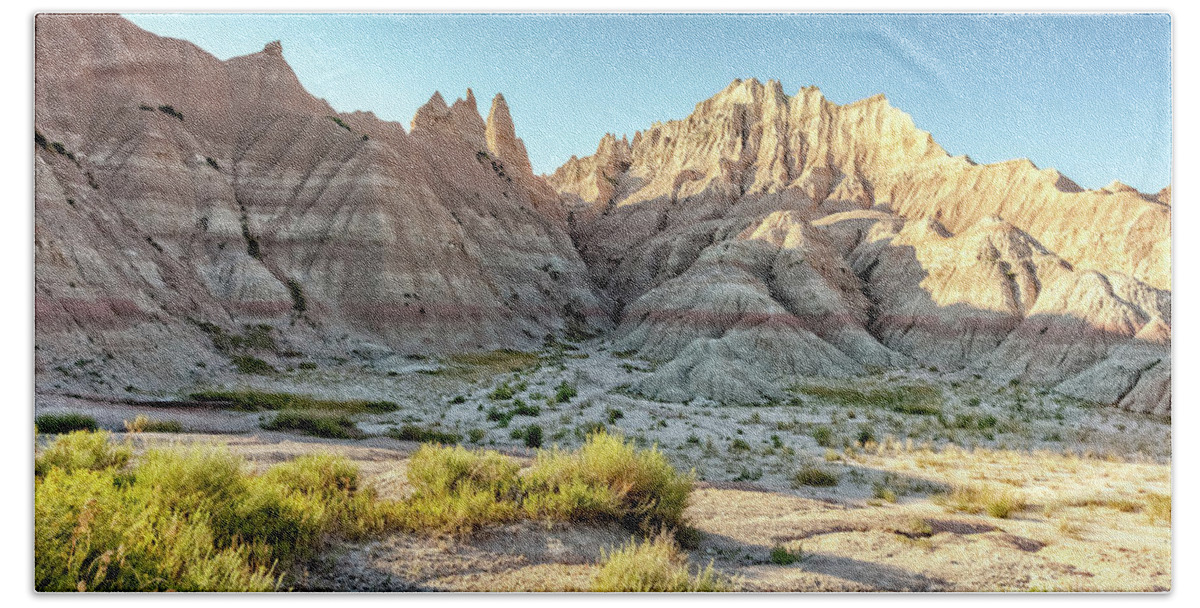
(126, 13, 1171, 192)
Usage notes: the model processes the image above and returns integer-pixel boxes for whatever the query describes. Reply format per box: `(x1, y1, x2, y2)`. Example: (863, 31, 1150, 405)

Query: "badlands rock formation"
(550, 78, 1170, 415)
(34, 17, 1170, 416)
(35, 15, 608, 393)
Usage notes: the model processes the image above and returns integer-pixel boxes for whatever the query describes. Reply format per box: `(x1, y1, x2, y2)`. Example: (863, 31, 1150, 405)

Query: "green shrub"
(797, 384, 943, 416)
(35, 436, 394, 592)
(591, 532, 731, 592)
(729, 439, 751, 453)
(157, 104, 184, 120)
(35, 430, 131, 477)
(189, 390, 397, 414)
(511, 400, 540, 416)
(770, 545, 803, 565)
(123, 415, 184, 433)
(523, 432, 692, 532)
(231, 355, 276, 375)
(554, 381, 577, 403)
(387, 425, 462, 444)
(489, 383, 515, 401)
(523, 425, 543, 448)
(467, 428, 486, 443)
(791, 465, 839, 488)
(36, 413, 98, 434)
(399, 444, 522, 535)
(606, 407, 624, 424)
(812, 426, 834, 447)
(261, 411, 359, 439)
(936, 484, 1025, 519)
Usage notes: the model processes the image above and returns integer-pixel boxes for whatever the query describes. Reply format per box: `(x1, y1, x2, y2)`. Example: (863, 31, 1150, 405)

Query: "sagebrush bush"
(261, 411, 360, 439)
(124, 415, 184, 433)
(937, 484, 1026, 519)
(36, 413, 98, 434)
(35, 430, 131, 477)
(590, 532, 730, 592)
(35, 434, 396, 592)
(523, 432, 692, 532)
(190, 389, 397, 414)
(792, 465, 839, 488)
(399, 444, 523, 535)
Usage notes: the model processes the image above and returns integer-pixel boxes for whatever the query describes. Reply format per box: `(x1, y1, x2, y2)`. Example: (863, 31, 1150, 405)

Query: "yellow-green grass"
(591, 532, 731, 592)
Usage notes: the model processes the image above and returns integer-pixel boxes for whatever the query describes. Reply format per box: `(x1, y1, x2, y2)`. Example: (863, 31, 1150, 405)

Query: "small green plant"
(936, 484, 1026, 519)
(489, 383, 516, 401)
(791, 465, 838, 488)
(873, 484, 898, 503)
(157, 104, 184, 120)
(123, 415, 184, 433)
(554, 381, 577, 403)
(607, 407, 625, 424)
(35, 413, 98, 434)
(812, 426, 834, 447)
(387, 425, 462, 444)
(770, 545, 803, 565)
(797, 384, 943, 416)
(523, 432, 692, 532)
(591, 532, 731, 592)
(511, 400, 541, 416)
(327, 115, 351, 131)
(189, 390, 397, 414)
(231, 355, 276, 375)
(261, 411, 360, 439)
(729, 439, 751, 453)
(523, 424, 544, 448)
(467, 428, 487, 443)
(35, 435, 396, 591)
(399, 444, 522, 535)
(35, 430, 131, 477)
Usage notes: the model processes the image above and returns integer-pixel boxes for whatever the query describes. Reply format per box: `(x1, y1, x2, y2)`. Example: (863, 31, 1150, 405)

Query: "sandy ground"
(33, 339, 1172, 592)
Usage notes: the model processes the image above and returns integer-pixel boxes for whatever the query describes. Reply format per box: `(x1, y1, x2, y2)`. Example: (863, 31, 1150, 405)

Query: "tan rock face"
(553, 78, 1170, 414)
(33, 17, 1170, 416)
(34, 14, 610, 394)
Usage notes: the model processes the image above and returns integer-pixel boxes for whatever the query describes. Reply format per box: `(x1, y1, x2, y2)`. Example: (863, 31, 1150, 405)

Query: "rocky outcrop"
(34, 14, 609, 395)
(552, 78, 1170, 413)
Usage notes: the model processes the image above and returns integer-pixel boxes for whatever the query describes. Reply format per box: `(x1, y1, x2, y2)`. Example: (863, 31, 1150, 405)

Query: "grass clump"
(791, 465, 839, 488)
(796, 384, 943, 416)
(770, 545, 803, 565)
(387, 425, 462, 444)
(554, 380, 578, 403)
(1145, 493, 1171, 525)
(261, 411, 360, 439)
(231, 355, 276, 375)
(123, 415, 184, 433)
(399, 444, 523, 535)
(35, 430, 131, 477)
(936, 484, 1026, 519)
(523, 432, 692, 532)
(447, 349, 541, 375)
(812, 426, 834, 447)
(489, 382, 516, 401)
(35, 413, 98, 434)
(35, 433, 395, 591)
(189, 389, 397, 414)
(591, 532, 731, 592)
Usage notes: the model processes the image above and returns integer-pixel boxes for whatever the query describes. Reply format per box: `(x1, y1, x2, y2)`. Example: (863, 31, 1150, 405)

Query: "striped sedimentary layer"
(551, 79, 1170, 415)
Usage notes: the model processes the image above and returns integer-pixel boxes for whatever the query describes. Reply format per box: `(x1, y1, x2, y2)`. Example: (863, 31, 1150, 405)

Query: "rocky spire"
(485, 93, 533, 175)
